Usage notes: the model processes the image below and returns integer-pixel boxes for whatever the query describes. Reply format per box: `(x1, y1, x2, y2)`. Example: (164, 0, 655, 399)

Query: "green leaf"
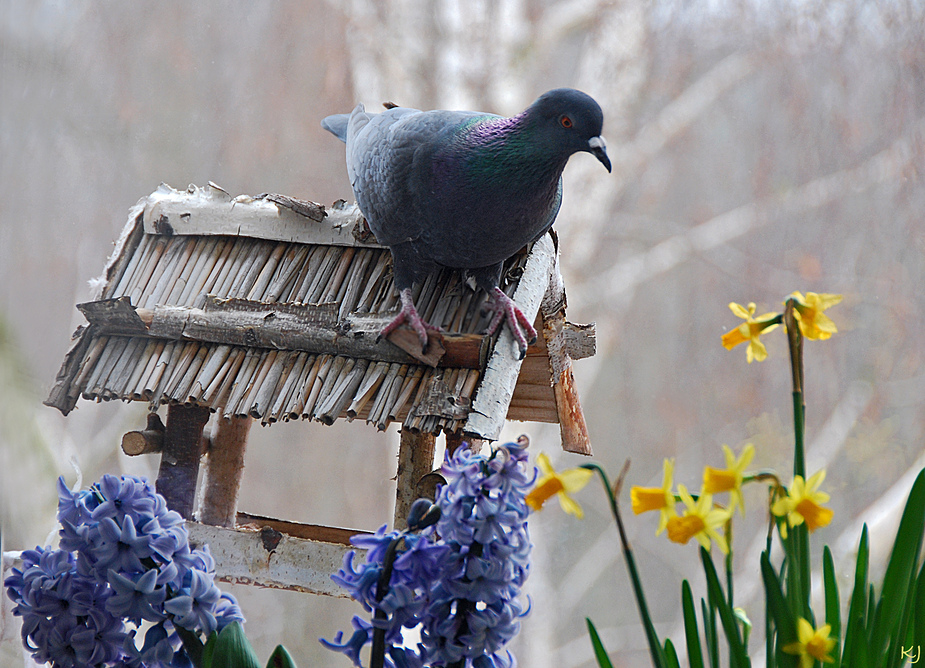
(586, 618, 615, 668)
(681, 580, 705, 668)
(760, 551, 798, 668)
(202, 632, 218, 668)
(783, 524, 810, 622)
(585, 463, 667, 667)
(734, 607, 752, 648)
(841, 526, 870, 668)
(620, 543, 668, 667)
(915, 559, 925, 651)
(266, 645, 297, 668)
(701, 598, 718, 668)
(870, 468, 925, 662)
(663, 638, 681, 668)
(700, 547, 749, 668)
(211, 622, 262, 668)
(822, 545, 841, 666)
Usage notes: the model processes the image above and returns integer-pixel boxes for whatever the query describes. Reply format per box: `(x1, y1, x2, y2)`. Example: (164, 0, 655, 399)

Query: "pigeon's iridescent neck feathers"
(447, 112, 569, 188)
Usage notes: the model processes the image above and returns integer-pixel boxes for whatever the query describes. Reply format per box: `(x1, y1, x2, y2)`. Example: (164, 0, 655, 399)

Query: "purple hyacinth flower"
(81, 607, 127, 666)
(419, 443, 533, 667)
(174, 545, 215, 574)
(387, 646, 426, 668)
(92, 514, 154, 575)
(320, 615, 374, 666)
(148, 522, 190, 563)
(324, 441, 534, 667)
(43, 619, 96, 668)
(106, 567, 167, 623)
(56, 477, 94, 529)
(215, 591, 246, 630)
(163, 568, 222, 636)
(90, 474, 156, 522)
(7, 473, 245, 668)
(123, 622, 178, 667)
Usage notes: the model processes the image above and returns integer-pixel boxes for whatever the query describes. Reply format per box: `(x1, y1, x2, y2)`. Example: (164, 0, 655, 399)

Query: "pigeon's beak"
(588, 136, 612, 172)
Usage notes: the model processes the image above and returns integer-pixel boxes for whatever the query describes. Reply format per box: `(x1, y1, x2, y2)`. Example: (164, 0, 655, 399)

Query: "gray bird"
(321, 88, 610, 357)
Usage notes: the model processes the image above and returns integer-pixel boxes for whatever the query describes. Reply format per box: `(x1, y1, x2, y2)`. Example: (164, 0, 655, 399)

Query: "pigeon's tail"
(321, 114, 350, 143)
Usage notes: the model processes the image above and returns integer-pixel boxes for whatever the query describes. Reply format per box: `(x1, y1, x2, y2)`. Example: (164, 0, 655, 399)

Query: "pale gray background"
(2, 1, 924, 666)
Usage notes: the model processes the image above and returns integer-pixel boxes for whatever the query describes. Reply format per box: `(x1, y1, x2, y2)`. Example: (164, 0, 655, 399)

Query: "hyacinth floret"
(5, 474, 244, 668)
(323, 441, 534, 668)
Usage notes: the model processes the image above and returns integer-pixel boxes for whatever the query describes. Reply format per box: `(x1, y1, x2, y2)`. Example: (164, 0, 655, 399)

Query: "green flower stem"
(784, 299, 806, 479)
(784, 299, 811, 621)
(446, 541, 484, 668)
(725, 536, 735, 611)
(744, 472, 782, 486)
(370, 536, 404, 668)
(765, 527, 774, 668)
(582, 463, 666, 667)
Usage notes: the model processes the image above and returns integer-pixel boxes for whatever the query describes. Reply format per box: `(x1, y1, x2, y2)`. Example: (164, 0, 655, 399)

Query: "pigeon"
(321, 88, 611, 358)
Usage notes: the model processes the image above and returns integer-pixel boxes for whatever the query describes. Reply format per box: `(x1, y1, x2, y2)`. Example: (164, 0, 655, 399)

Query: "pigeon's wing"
(346, 107, 483, 248)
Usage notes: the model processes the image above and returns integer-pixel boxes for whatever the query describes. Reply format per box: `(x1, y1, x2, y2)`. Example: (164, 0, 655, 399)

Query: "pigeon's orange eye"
(560, 115, 573, 128)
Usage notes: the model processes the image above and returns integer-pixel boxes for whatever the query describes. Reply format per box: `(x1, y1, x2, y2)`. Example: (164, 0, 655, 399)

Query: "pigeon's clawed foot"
(485, 287, 537, 359)
(381, 288, 442, 350)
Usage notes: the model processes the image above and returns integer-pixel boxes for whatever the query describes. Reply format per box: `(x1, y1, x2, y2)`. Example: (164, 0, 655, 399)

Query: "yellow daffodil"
(665, 485, 731, 554)
(789, 291, 843, 340)
(630, 458, 677, 534)
(702, 443, 755, 516)
(721, 302, 781, 362)
(526, 453, 593, 518)
(771, 470, 834, 538)
(783, 618, 836, 668)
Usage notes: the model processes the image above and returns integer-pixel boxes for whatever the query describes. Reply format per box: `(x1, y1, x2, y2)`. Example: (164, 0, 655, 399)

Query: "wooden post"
(199, 416, 252, 527)
(444, 431, 485, 457)
(464, 233, 555, 440)
(156, 404, 210, 520)
(539, 240, 594, 455)
(393, 429, 436, 530)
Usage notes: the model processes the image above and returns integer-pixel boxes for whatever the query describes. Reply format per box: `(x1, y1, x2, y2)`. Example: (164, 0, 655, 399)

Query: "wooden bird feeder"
(45, 183, 595, 596)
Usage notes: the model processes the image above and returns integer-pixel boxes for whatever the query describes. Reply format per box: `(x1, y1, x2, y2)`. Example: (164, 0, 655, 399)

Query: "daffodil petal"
(729, 302, 751, 319)
(739, 444, 755, 469)
(557, 467, 594, 493)
(535, 452, 554, 476)
(558, 493, 585, 519)
(808, 292, 843, 309)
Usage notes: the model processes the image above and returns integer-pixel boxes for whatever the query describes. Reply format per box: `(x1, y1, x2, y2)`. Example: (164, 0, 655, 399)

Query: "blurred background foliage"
(1, 1, 923, 666)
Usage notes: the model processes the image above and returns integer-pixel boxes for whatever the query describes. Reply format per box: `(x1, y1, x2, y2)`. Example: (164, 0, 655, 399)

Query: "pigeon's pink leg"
(381, 288, 442, 349)
(485, 287, 537, 358)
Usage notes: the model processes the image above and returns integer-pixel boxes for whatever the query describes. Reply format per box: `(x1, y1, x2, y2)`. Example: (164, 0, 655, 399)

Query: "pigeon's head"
(528, 88, 611, 173)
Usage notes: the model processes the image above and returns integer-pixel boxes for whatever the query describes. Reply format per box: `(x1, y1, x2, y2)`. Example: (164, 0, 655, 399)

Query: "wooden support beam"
(199, 416, 252, 527)
(76, 296, 487, 369)
(187, 519, 370, 597)
(121, 411, 166, 456)
(393, 429, 436, 530)
(156, 403, 210, 520)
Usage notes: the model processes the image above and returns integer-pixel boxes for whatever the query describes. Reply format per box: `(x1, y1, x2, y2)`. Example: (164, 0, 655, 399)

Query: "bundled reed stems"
(71, 228, 531, 433)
